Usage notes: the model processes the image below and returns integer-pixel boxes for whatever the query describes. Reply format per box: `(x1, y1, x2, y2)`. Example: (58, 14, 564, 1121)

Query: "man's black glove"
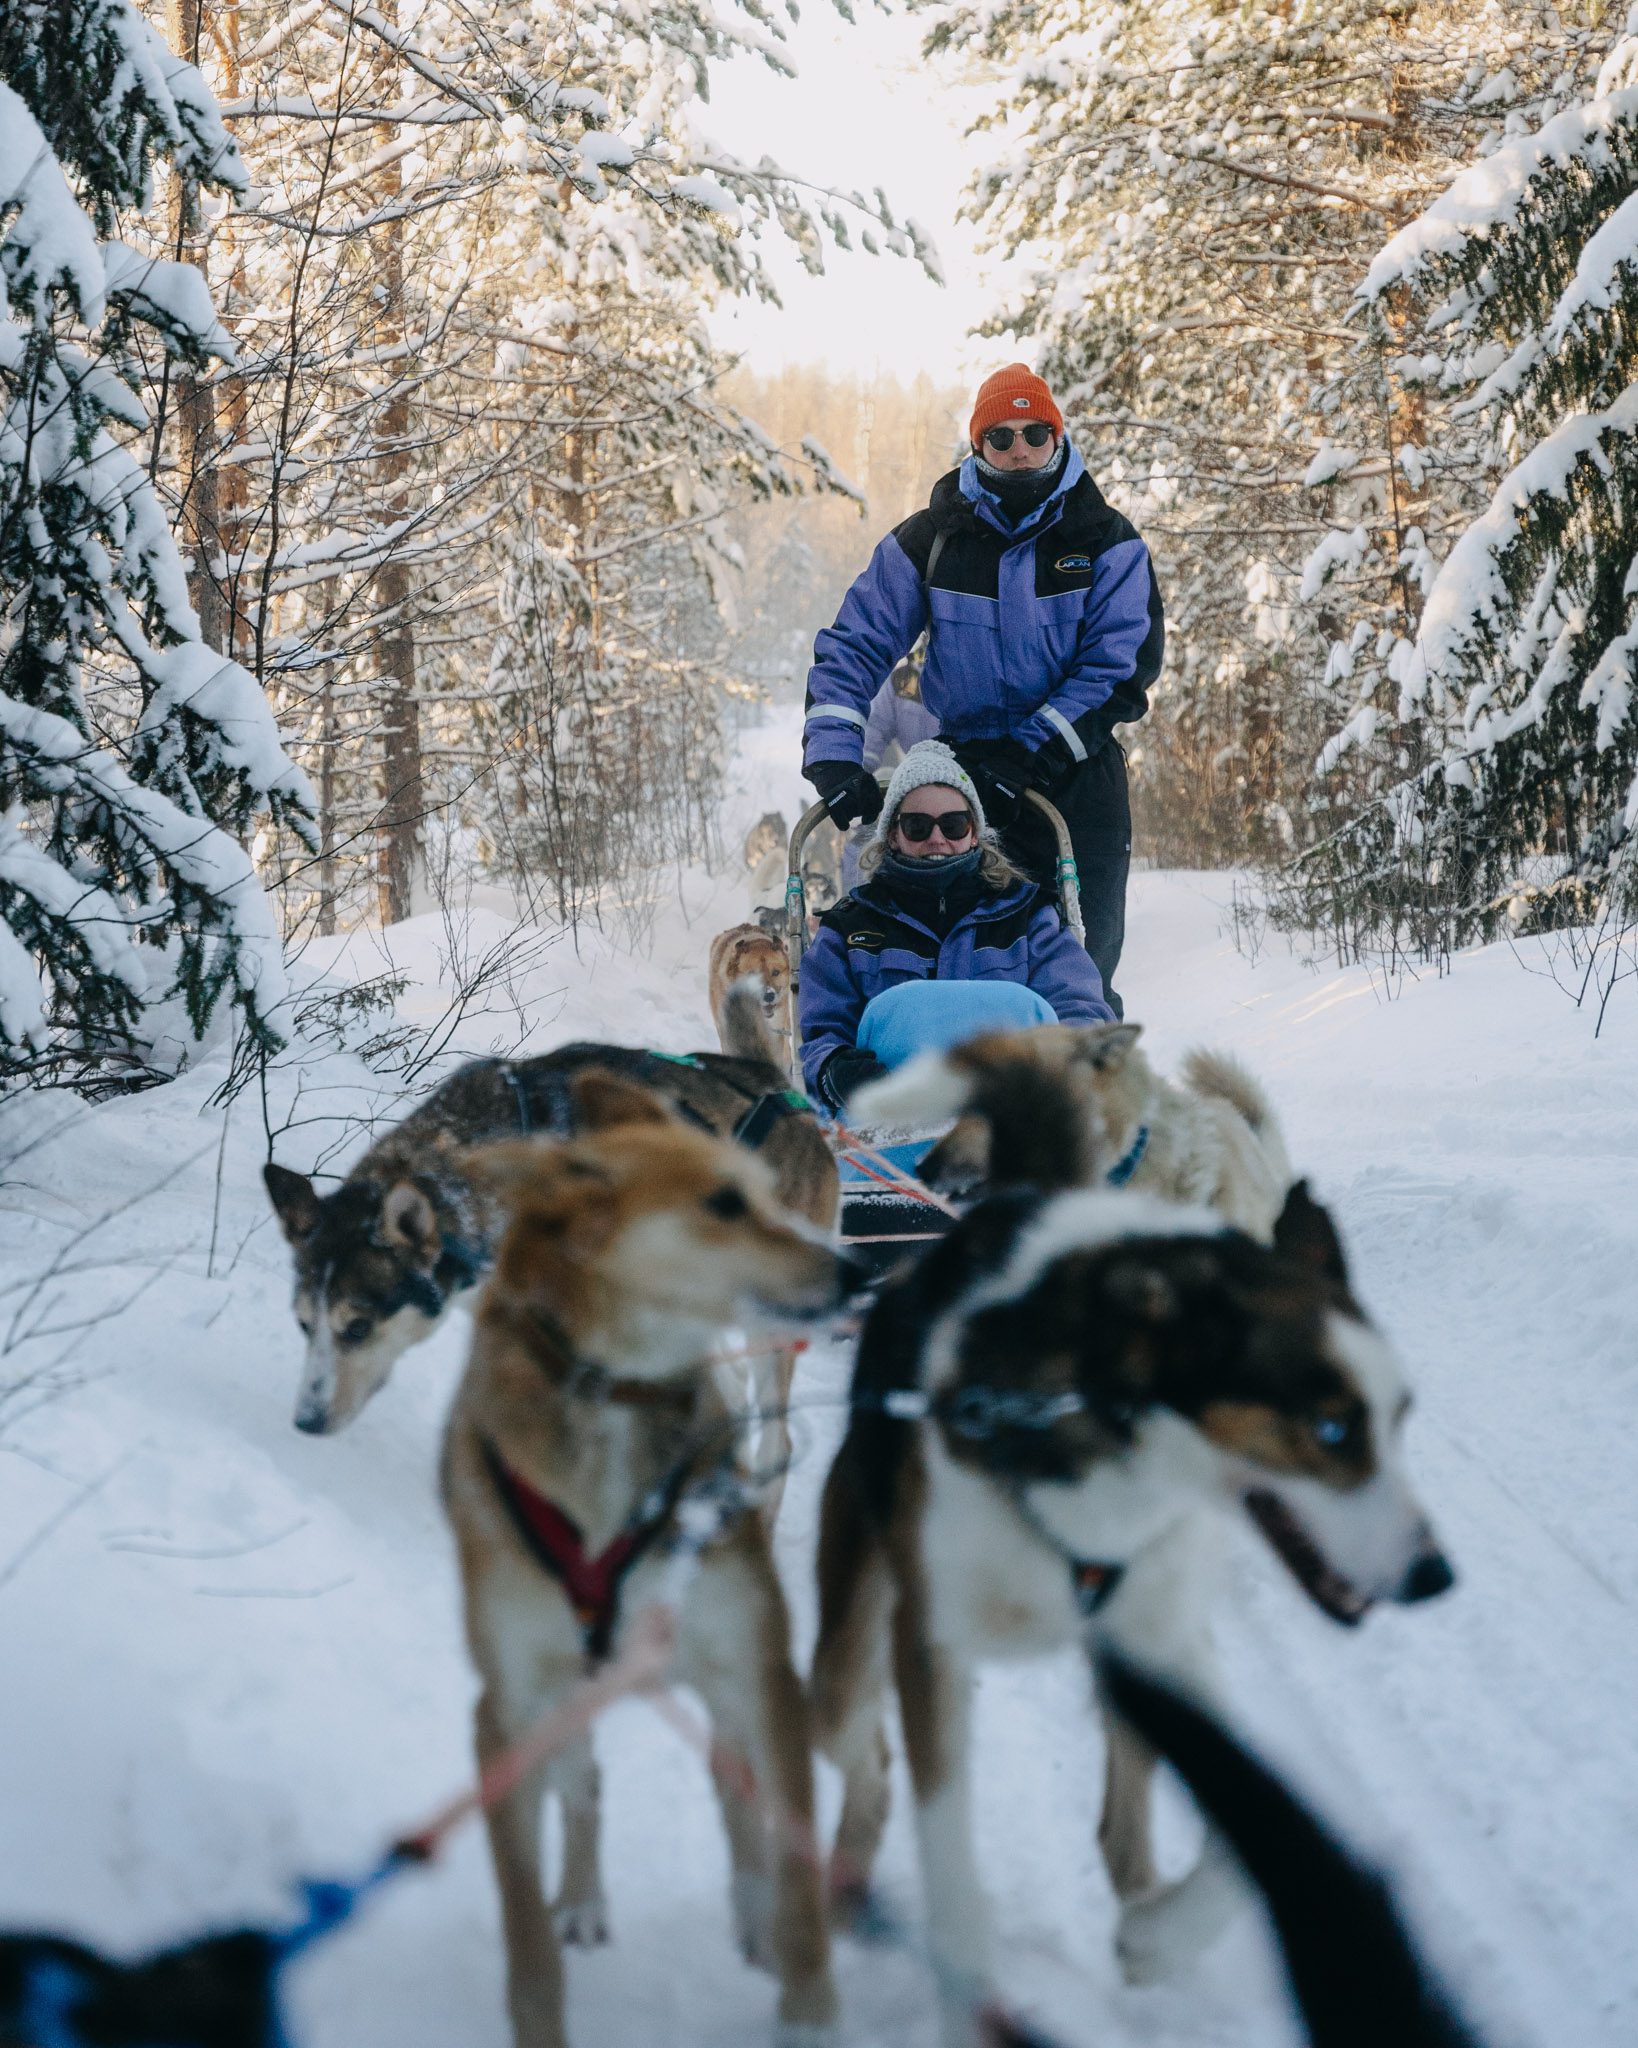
(1032, 731, 1080, 793)
(952, 738, 1036, 829)
(807, 759, 884, 832)
(819, 1046, 888, 1115)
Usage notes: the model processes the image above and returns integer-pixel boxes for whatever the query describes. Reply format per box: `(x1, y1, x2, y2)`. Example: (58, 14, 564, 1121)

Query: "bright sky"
(702, 8, 1005, 385)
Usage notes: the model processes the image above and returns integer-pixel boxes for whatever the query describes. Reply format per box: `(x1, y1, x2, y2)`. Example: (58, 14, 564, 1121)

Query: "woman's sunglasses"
(983, 423, 1054, 452)
(896, 809, 975, 843)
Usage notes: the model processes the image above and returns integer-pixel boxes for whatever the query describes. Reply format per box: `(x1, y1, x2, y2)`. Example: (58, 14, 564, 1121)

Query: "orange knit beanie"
(969, 364, 1063, 447)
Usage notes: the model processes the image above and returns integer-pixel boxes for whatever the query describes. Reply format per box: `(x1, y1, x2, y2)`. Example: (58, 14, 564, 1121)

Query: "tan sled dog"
(444, 1071, 850, 2048)
(709, 927, 794, 1067)
(857, 1021, 1292, 1240)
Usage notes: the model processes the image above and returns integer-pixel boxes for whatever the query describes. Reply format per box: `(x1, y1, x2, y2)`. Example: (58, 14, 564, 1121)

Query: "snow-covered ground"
(3, 704, 1635, 2048)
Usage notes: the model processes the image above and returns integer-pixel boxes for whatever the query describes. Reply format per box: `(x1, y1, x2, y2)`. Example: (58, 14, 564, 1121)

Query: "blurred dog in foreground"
(1101, 1656, 1482, 2048)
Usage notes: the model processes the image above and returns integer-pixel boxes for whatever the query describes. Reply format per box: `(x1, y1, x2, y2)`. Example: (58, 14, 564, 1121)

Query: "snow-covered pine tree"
(1309, 20, 1638, 952)
(926, 0, 1604, 863)
(0, 0, 312, 1072)
(209, 0, 934, 931)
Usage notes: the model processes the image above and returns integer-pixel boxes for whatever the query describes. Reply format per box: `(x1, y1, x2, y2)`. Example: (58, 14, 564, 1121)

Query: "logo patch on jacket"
(1056, 553, 1092, 573)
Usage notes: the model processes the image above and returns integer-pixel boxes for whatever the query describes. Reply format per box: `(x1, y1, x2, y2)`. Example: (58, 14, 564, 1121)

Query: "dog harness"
(646, 1051, 812, 1152)
(1004, 1482, 1126, 1619)
(484, 1442, 689, 1664)
(730, 1085, 812, 1149)
(518, 1049, 811, 1155)
(870, 1387, 1127, 1618)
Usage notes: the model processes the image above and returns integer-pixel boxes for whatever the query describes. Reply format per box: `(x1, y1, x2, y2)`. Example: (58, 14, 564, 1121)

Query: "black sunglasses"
(897, 808, 975, 843)
(983, 422, 1054, 452)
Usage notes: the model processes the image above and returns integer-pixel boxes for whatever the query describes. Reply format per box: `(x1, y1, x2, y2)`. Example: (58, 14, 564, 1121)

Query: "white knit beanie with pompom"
(867, 740, 990, 851)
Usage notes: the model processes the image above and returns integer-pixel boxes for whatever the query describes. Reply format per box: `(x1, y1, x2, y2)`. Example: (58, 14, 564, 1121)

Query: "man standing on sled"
(800, 364, 1162, 1016)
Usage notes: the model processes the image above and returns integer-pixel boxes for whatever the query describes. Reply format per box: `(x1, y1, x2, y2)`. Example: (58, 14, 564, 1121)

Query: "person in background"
(799, 364, 1162, 1016)
(839, 658, 940, 894)
(799, 741, 1112, 1112)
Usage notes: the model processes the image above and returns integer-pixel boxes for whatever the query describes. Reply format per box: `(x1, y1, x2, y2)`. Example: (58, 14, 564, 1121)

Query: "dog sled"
(783, 783, 1085, 1275)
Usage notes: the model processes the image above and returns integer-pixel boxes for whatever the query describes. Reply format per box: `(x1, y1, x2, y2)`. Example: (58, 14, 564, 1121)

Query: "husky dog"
(857, 1020, 1292, 1240)
(263, 1003, 836, 1436)
(800, 825, 844, 925)
(809, 1175, 1452, 2044)
(709, 931, 794, 1069)
(444, 1071, 851, 2048)
(1101, 1657, 1482, 2048)
(744, 810, 789, 883)
(0, 1925, 277, 2048)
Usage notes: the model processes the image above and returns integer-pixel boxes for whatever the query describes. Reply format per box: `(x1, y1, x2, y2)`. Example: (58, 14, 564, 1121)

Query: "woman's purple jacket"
(798, 875, 1112, 1097)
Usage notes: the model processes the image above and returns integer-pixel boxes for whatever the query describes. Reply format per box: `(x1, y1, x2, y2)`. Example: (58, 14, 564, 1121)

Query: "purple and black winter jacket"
(798, 875, 1113, 1097)
(802, 443, 1163, 779)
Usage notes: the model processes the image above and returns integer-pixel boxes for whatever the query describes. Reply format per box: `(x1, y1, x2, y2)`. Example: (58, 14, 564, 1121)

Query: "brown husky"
(444, 1071, 851, 2048)
(709, 929, 794, 1069)
(809, 1175, 1452, 2045)
(263, 999, 835, 1435)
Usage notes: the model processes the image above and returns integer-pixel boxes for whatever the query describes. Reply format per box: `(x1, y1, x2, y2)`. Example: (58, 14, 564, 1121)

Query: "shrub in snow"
(1305, 20, 1638, 954)
(0, 2, 313, 1073)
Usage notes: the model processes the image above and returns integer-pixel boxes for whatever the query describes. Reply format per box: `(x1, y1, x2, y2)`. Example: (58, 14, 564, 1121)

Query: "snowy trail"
(2, 708, 1635, 2048)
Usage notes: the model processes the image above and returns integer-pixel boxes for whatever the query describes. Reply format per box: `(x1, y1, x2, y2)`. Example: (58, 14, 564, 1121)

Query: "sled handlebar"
(784, 783, 1085, 1080)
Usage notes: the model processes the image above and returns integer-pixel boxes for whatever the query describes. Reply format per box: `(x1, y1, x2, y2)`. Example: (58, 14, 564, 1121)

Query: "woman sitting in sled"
(799, 740, 1113, 1115)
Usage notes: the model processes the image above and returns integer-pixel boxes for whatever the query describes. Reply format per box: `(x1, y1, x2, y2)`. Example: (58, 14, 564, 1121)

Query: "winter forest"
(4, 1, 1638, 2046)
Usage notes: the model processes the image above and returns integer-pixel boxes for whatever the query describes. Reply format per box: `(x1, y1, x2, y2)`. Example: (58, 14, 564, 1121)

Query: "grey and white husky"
(263, 1006, 835, 1435)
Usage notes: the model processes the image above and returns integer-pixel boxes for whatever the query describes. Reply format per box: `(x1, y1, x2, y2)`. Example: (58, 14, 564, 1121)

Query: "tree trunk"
(373, 16, 424, 927)
(216, 0, 249, 658)
(165, 0, 226, 654)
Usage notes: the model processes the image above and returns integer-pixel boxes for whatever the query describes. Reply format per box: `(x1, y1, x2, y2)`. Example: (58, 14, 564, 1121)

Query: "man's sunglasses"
(896, 809, 975, 843)
(983, 423, 1054, 452)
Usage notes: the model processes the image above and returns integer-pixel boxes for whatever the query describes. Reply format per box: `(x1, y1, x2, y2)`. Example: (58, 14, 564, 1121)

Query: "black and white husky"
(810, 1176, 1453, 2046)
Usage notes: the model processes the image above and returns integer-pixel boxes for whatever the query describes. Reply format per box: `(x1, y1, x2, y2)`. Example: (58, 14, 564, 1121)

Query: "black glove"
(819, 1046, 888, 1115)
(1032, 732, 1080, 793)
(807, 759, 884, 832)
(952, 738, 1035, 829)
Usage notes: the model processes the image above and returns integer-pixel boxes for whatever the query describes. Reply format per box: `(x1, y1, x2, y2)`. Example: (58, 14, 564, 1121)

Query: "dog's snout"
(294, 1391, 337, 1435)
(1397, 1550, 1456, 1604)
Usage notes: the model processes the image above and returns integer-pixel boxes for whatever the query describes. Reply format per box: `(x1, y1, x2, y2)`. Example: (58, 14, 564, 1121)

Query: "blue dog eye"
(1312, 1416, 1351, 1447)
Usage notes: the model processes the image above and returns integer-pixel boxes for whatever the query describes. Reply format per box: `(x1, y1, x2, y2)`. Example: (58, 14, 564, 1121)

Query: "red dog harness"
(484, 1443, 684, 1663)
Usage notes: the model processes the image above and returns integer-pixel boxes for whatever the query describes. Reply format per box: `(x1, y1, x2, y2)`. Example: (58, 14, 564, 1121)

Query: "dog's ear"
(465, 1140, 621, 1270)
(570, 1068, 675, 1133)
(1273, 1180, 1349, 1285)
(264, 1162, 321, 1242)
(1071, 1022, 1144, 1073)
(465, 1138, 597, 1203)
(380, 1180, 440, 1266)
